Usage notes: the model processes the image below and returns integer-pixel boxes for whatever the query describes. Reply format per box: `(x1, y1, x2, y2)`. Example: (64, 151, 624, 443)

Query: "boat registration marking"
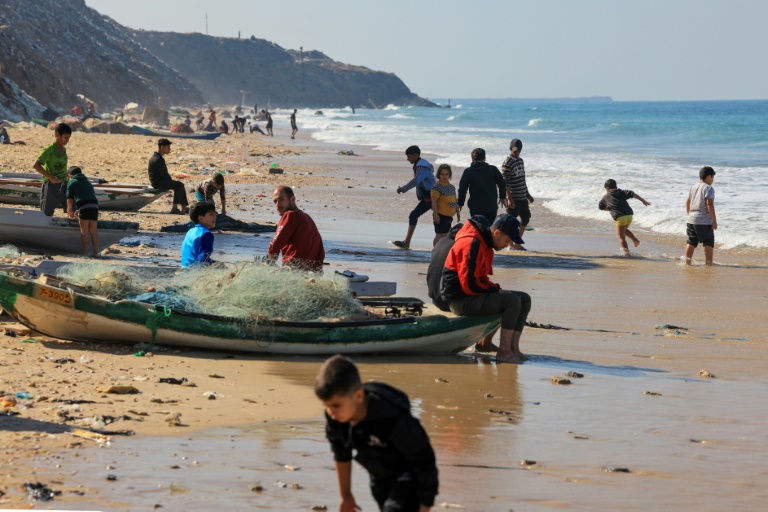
(37, 285, 72, 305)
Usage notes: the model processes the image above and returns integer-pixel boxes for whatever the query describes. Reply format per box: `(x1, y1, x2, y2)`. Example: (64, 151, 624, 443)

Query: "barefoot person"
(427, 216, 499, 352)
(267, 185, 325, 271)
(393, 145, 435, 249)
(441, 214, 531, 363)
(598, 179, 651, 255)
(65, 166, 99, 257)
(290, 109, 298, 139)
(684, 166, 718, 265)
(502, 138, 534, 250)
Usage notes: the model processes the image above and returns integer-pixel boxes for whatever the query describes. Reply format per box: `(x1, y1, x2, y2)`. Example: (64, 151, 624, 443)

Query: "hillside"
(131, 31, 432, 109)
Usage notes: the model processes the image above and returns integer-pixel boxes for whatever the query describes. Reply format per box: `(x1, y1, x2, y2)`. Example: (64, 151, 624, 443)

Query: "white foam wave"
(528, 118, 543, 127)
(387, 113, 412, 119)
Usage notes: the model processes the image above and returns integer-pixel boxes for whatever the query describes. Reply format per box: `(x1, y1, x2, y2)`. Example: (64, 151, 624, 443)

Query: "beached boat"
(0, 208, 139, 253)
(0, 271, 500, 355)
(0, 177, 163, 211)
(131, 125, 223, 141)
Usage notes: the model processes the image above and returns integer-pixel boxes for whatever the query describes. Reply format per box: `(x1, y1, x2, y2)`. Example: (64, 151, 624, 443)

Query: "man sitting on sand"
(181, 202, 217, 268)
(147, 138, 189, 215)
(267, 185, 325, 271)
(428, 216, 500, 353)
(441, 214, 532, 364)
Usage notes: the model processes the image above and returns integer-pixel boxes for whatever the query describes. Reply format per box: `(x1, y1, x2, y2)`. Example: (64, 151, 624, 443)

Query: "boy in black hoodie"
(315, 355, 438, 512)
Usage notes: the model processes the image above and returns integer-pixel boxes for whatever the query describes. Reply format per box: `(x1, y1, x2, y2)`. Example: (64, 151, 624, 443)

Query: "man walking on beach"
(458, 148, 507, 225)
(393, 145, 435, 249)
(290, 109, 298, 139)
(147, 138, 189, 215)
(441, 214, 531, 363)
(268, 185, 325, 271)
(684, 166, 718, 265)
(502, 139, 534, 249)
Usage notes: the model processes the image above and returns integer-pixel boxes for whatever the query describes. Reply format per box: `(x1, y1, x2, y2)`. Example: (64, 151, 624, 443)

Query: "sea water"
(295, 99, 768, 250)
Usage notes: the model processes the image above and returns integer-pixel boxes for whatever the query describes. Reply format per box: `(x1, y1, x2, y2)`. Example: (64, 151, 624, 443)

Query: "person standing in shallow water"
(393, 145, 435, 249)
(684, 166, 718, 265)
(290, 109, 298, 139)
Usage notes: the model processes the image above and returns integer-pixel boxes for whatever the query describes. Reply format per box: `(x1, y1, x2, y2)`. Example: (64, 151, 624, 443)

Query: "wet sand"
(1, 122, 768, 510)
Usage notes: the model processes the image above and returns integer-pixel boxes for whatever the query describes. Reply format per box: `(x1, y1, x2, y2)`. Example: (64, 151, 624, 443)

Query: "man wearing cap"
(147, 138, 189, 214)
(441, 214, 532, 364)
(502, 138, 534, 249)
(457, 148, 506, 225)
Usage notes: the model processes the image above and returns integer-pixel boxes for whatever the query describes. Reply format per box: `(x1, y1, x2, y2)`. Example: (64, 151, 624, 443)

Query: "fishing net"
(0, 245, 21, 258)
(55, 261, 367, 323)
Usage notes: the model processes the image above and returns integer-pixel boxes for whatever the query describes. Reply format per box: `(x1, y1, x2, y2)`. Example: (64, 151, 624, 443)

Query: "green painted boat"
(0, 272, 500, 356)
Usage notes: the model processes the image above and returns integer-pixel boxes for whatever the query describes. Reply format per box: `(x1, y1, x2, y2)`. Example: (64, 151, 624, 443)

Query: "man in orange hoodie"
(441, 214, 531, 363)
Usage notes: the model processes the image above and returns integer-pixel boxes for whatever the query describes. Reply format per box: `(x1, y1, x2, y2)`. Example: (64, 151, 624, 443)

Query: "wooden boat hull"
(0, 273, 500, 355)
(0, 208, 139, 253)
(131, 125, 223, 141)
(0, 181, 162, 211)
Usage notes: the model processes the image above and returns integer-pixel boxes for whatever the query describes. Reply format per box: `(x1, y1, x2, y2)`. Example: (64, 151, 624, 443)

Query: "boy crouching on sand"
(66, 166, 99, 257)
(181, 202, 217, 268)
(598, 179, 650, 254)
(315, 355, 438, 512)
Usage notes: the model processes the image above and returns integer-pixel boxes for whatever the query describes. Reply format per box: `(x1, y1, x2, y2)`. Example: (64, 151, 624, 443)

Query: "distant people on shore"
(0, 122, 25, 145)
(458, 148, 506, 229)
(268, 185, 325, 271)
(290, 109, 298, 139)
(502, 138, 533, 250)
(441, 214, 531, 363)
(249, 121, 266, 135)
(66, 166, 99, 258)
(684, 166, 717, 265)
(264, 110, 274, 137)
(195, 174, 226, 216)
(184, 115, 192, 127)
(430, 163, 460, 247)
(392, 145, 435, 249)
(219, 120, 229, 134)
(147, 138, 189, 215)
(598, 179, 651, 255)
(33, 122, 72, 217)
(181, 202, 217, 268)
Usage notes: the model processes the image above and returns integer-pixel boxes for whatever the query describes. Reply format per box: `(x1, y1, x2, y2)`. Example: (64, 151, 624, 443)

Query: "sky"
(84, 0, 767, 101)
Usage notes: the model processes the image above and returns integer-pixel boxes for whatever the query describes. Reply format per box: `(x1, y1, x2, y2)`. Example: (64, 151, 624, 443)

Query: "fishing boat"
(0, 271, 500, 356)
(131, 125, 223, 141)
(0, 208, 139, 253)
(0, 177, 163, 211)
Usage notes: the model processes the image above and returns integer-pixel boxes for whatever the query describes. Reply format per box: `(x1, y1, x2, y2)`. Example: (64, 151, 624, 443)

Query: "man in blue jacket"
(392, 145, 435, 249)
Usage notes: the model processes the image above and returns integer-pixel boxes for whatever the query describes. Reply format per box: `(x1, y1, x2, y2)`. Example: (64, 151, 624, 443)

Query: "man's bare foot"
(474, 341, 499, 353)
(496, 350, 522, 364)
(391, 240, 409, 249)
(633, 239, 641, 247)
(516, 351, 528, 361)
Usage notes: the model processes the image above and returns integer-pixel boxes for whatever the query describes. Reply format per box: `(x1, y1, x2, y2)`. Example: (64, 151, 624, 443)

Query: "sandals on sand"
(391, 240, 409, 249)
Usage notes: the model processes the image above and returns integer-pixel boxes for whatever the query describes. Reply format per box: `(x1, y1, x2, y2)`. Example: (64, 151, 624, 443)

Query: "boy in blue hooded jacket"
(393, 145, 435, 249)
(181, 202, 217, 267)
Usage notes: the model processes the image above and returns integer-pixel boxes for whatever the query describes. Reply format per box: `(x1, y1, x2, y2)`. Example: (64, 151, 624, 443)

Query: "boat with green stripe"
(0, 272, 500, 356)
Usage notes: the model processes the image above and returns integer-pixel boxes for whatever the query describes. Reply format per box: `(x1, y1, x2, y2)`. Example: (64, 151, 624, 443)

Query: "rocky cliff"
(0, 0, 203, 112)
(131, 31, 432, 109)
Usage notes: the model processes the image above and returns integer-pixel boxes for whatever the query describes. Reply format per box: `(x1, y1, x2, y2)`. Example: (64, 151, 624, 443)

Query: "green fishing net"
(56, 261, 367, 323)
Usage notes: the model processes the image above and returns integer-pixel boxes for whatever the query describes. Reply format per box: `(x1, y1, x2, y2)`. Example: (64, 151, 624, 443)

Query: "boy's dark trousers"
(371, 471, 421, 512)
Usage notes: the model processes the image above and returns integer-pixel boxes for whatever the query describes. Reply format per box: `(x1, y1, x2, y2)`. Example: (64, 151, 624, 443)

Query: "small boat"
(0, 208, 139, 253)
(0, 177, 163, 211)
(0, 271, 500, 355)
(131, 125, 223, 141)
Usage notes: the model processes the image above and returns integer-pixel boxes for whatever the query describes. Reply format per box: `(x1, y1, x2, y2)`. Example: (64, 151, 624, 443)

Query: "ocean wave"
(528, 118, 543, 127)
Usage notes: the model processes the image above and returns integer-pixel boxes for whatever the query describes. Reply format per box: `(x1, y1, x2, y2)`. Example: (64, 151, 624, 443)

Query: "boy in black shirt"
(598, 179, 651, 254)
(315, 355, 438, 512)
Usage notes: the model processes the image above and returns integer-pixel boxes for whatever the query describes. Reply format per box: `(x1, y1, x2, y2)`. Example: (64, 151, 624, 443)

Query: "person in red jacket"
(441, 214, 531, 363)
(268, 185, 325, 271)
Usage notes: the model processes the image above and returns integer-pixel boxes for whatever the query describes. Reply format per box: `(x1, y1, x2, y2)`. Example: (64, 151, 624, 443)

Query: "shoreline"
(1, 123, 768, 509)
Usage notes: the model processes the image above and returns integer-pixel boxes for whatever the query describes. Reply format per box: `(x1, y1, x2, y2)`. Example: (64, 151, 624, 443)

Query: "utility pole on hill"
(205, 14, 208, 35)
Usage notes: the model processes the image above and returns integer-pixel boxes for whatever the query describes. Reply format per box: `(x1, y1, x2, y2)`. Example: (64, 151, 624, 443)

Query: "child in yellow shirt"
(430, 164, 460, 247)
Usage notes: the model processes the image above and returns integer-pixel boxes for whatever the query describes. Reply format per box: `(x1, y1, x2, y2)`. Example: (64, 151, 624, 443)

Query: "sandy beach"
(1, 123, 768, 510)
